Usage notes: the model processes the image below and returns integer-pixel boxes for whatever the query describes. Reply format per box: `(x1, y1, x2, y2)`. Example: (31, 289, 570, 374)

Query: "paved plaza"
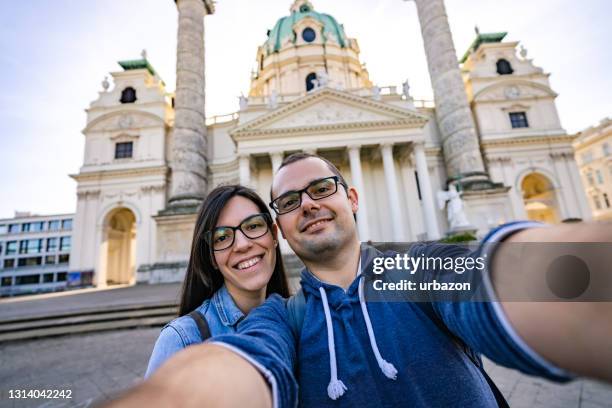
(0, 327, 611, 408)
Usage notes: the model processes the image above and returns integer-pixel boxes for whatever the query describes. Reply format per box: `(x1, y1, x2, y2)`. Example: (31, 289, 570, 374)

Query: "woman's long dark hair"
(178, 185, 290, 316)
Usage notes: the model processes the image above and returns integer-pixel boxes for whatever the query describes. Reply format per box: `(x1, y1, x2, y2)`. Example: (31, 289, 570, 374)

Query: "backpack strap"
(286, 288, 306, 337)
(188, 310, 211, 341)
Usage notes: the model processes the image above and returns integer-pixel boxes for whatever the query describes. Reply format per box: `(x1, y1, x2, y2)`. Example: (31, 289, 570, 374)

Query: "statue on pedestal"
(437, 183, 472, 230)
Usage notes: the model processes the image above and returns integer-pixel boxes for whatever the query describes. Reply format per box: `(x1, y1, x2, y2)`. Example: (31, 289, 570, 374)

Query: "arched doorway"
(104, 208, 136, 285)
(521, 173, 560, 223)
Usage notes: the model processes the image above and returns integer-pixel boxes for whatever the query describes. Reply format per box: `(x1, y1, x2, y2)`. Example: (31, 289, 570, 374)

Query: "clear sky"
(1, 0, 610, 219)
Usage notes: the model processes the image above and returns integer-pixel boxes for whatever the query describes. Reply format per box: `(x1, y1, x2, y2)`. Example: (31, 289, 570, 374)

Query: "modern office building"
(0, 212, 88, 296)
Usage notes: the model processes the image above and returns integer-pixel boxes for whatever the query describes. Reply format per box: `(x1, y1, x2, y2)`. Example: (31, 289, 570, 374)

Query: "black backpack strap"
(188, 310, 211, 341)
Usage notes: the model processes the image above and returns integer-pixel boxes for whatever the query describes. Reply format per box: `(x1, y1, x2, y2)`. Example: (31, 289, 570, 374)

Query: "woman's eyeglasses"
(206, 213, 272, 251)
(269, 176, 346, 215)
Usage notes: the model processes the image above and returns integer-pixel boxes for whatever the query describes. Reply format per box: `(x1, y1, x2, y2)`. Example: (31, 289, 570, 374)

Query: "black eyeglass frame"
(269, 176, 348, 215)
(205, 212, 273, 251)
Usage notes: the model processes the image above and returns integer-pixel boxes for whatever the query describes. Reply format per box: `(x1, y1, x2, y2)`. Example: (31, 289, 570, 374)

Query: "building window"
(586, 172, 595, 186)
(496, 58, 514, 75)
(47, 238, 58, 252)
(42, 273, 54, 283)
(18, 257, 43, 267)
(58, 254, 70, 264)
(593, 195, 602, 210)
(0, 242, 2, 255)
(582, 151, 594, 165)
(1, 277, 12, 287)
(57, 272, 67, 282)
(45, 255, 56, 265)
(302, 27, 316, 43)
(603, 143, 611, 157)
(6, 241, 17, 255)
(60, 237, 71, 252)
(48, 220, 60, 231)
(604, 193, 611, 209)
(115, 142, 133, 159)
(0, 224, 6, 234)
(8, 224, 20, 233)
(120, 87, 137, 103)
(25, 239, 43, 254)
(19, 240, 27, 254)
(3, 259, 15, 268)
(15, 275, 40, 285)
(61, 219, 73, 230)
(509, 112, 529, 128)
(305, 72, 317, 92)
(596, 170, 604, 184)
(31, 221, 44, 232)
(21, 223, 31, 232)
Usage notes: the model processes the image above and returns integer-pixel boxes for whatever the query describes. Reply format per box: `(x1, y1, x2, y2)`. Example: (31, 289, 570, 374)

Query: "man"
(107, 153, 612, 408)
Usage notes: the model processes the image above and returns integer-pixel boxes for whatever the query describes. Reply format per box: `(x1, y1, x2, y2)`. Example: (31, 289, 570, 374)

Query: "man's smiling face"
(271, 157, 359, 261)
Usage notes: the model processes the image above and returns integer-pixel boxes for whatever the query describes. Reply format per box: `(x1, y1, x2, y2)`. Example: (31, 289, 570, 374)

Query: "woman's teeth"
(237, 256, 262, 270)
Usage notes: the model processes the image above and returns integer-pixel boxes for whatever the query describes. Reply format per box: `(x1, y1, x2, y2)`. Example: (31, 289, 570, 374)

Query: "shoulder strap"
(188, 310, 211, 341)
(286, 288, 306, 336)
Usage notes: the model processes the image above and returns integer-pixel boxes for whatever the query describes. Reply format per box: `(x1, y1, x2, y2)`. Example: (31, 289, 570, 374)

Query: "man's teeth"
(237, 256, 262, 270)
(307, 219, 329, 231)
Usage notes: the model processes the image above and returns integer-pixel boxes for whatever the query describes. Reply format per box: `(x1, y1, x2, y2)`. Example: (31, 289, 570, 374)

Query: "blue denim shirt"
(145, 284, 244, 377)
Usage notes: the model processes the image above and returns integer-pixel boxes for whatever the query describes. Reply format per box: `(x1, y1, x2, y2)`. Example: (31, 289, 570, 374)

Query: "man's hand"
(101, 344, 272, 408)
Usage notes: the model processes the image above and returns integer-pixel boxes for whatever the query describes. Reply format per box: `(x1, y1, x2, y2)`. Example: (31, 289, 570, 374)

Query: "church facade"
(68, 0, 590, 286)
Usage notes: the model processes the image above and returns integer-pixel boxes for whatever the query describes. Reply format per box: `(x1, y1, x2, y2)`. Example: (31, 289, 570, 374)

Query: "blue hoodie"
(212, 222, 571, 407)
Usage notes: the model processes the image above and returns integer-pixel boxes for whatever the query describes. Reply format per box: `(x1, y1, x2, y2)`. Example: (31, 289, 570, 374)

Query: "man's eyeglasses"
(205, 213, 272, 251)
(269, 176, 347, 215)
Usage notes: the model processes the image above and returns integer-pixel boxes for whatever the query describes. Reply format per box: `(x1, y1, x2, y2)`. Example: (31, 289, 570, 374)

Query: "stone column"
(380, 143, 404, 241)
(239, 154, 251, 187)
(168, 0, 215, 207)
(270, 152, 284, 173)
(412, 0, 487, 183)
(347, 145, 370, 240)
(414, 142, 441, 239)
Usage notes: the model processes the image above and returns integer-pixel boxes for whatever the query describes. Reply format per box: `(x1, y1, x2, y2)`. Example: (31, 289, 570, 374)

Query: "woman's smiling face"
(212, 195, 277, 297)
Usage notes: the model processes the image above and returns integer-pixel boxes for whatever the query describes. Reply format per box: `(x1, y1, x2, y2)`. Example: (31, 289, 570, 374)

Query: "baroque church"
(68, 0, 591, 286)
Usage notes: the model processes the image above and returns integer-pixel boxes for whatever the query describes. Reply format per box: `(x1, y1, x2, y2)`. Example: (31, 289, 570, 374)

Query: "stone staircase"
(0, 302, 177, 342)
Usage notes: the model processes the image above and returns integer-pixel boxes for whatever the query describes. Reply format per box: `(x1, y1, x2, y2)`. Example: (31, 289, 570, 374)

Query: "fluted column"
(380, 143, 404, 241)
(270, 152, 284, 173)
(414, 142, 441, 239)
(347, 145, 370, 240)
(169, 0, 215, 207)
(413, 0, 487, 182)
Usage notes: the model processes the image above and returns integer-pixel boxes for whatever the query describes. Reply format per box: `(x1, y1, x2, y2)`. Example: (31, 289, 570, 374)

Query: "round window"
(302, 27, 316, 43)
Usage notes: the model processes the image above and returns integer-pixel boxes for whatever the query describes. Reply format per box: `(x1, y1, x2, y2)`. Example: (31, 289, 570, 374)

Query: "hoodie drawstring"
(318, 273, 399, 401)
(358, 277, 398, 380)
(319, 286, 347, 400)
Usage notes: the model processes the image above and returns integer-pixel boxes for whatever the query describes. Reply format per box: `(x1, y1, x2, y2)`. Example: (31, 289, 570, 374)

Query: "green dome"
(265, 3, 347, 54)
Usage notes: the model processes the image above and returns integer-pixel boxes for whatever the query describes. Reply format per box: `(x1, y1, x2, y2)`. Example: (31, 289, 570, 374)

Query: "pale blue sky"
(1, 0, 610, 218)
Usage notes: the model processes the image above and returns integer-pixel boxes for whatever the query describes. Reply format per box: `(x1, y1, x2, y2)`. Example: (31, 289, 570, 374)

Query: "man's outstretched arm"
(102, 344, 271, 408)
(493, 222, 612, 382)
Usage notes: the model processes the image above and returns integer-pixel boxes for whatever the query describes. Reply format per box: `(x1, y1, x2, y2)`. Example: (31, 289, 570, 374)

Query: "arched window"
(305, 72, 317, 92)
(496, 59, 514, 75)
(302, 27, 316, 43)
(120, 87, 137, 103)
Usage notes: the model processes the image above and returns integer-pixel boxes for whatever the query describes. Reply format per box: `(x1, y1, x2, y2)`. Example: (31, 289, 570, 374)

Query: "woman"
(145, 185, 290, 377)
